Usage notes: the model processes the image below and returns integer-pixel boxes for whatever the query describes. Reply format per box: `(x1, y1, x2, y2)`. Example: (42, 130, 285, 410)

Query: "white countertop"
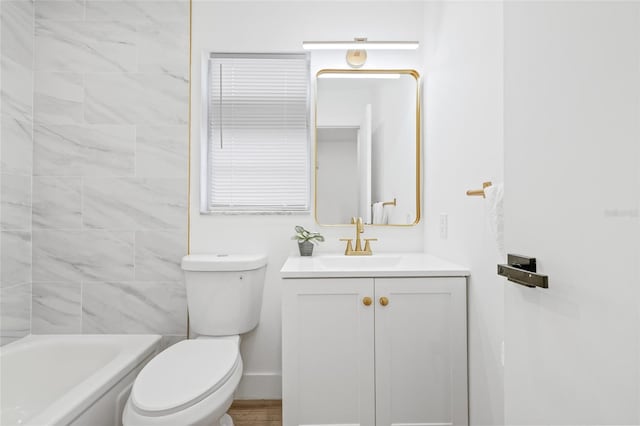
(280, 252, 470, 278)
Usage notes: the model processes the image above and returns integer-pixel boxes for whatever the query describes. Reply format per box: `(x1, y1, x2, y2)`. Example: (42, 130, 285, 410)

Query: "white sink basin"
(281, 253, 470, 278)
(317, 255, 402, 269)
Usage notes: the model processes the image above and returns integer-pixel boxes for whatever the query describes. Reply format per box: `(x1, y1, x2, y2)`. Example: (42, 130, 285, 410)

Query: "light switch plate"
(439, 213, 448, 239)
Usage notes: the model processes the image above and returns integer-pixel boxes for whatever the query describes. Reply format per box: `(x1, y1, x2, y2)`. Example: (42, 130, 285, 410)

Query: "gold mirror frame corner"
(313, 68, 422, 228)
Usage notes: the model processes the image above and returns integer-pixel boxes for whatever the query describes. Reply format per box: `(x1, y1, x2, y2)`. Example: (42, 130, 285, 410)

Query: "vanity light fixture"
(302, 39, 420, 50)
(302, 37, 419, 68)
(317, 73, 401, 79)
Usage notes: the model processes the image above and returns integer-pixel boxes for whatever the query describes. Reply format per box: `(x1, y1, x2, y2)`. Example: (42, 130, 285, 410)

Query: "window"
(201, 53, 310, 213)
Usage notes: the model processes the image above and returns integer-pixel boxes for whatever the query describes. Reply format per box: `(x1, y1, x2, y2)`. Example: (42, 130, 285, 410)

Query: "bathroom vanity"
(280, 253, 470, 426)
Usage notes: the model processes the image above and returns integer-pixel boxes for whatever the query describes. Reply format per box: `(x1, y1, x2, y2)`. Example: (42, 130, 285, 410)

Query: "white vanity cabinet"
(282, 278, 376, 426)
(281, 254, 469, 426)
(373, 277, 467, 426)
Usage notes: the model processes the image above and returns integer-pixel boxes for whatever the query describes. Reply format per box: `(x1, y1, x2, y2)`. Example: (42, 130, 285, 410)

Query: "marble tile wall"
(1, 0, 35, 345)
(30, 0, 189, 341)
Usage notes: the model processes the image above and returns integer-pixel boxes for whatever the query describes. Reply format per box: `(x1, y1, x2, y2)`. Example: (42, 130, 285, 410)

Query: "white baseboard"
(235, 372, 282, 400)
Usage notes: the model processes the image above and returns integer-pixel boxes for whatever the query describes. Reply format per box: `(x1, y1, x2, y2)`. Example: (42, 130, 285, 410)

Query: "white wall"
(423, 2, 505, 425)
(190, 0, 426, 398)
(316, 83, 374, 127)
(503, 2, 640, 424)
(316, 129, 358, 224)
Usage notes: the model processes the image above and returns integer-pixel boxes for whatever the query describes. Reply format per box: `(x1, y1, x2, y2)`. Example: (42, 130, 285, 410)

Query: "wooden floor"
(228, 400, 282, 426)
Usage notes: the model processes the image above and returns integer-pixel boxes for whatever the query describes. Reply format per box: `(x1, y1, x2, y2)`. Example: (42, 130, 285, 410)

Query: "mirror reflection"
(315, 70, 420, 226)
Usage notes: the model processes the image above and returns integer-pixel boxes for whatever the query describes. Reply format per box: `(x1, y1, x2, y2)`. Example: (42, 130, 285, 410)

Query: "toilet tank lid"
(181, 254, 268, 271)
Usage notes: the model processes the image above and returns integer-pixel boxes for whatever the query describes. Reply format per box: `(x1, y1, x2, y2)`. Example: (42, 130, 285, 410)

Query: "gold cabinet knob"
(363, 297, 372, 306)
(379, 297, 389, 306)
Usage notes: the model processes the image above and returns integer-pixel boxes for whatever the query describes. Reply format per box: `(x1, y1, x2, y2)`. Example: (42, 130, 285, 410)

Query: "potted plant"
(292, 225, 324, 256)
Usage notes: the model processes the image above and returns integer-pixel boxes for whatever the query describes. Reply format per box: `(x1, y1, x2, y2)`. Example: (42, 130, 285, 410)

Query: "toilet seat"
(130, 339, 240, 416)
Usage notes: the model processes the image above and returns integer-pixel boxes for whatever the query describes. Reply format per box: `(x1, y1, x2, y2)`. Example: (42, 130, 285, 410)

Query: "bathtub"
(0, 334, 161, 426)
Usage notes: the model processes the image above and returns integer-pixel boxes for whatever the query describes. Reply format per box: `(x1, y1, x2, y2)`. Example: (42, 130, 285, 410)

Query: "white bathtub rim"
(1, 334, 162, 426)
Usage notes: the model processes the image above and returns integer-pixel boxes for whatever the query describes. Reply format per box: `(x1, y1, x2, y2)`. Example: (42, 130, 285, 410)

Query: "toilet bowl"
(122, 254, 267, 426)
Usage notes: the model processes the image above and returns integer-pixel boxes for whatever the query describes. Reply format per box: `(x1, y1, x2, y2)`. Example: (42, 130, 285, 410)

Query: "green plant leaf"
(293, 225, 324, 244)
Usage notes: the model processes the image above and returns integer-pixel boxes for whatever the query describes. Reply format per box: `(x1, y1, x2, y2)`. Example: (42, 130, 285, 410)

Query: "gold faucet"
(340, 217, 377, 256)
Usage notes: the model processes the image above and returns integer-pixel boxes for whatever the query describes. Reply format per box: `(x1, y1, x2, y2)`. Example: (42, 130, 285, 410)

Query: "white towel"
(372, 202, 388, 225)
(484, 183, 505, 258)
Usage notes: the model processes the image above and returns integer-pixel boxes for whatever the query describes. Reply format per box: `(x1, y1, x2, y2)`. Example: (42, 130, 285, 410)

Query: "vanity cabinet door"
(282, 278, 375, 426)
(374, 277, 468, 426)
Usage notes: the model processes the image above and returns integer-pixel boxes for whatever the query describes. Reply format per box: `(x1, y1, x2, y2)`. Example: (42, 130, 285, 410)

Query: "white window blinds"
(204, 53, 310, 212)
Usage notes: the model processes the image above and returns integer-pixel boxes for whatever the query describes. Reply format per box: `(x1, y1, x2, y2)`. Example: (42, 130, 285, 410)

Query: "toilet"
(122, 254, 268, 426)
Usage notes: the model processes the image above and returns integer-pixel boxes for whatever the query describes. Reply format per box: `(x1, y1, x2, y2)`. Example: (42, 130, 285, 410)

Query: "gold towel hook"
(382, 198, 397, 207)
(466, 182, 492, 198)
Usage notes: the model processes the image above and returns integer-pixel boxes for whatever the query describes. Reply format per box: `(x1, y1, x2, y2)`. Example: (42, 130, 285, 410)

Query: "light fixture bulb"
(346, 49, 367, 68)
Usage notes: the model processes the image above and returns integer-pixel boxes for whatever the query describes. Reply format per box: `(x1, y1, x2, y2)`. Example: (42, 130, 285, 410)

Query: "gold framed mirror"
(314, 69, 421, 226)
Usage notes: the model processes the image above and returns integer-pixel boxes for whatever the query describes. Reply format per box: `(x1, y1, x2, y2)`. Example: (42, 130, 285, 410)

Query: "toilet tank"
(181, 254, 267, 336)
